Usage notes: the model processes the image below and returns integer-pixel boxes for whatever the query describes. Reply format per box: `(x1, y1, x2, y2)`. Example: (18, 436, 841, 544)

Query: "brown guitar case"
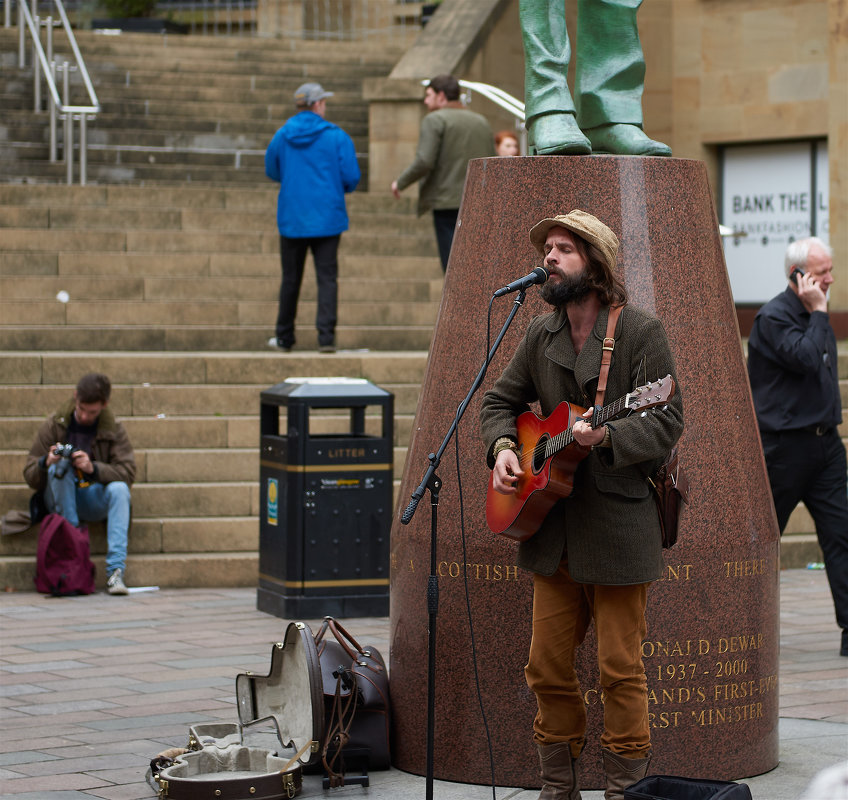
(152, 622, 323, 800)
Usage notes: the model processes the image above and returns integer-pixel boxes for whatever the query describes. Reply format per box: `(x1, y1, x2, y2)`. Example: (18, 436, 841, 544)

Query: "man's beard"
(540, 269, 592, 307)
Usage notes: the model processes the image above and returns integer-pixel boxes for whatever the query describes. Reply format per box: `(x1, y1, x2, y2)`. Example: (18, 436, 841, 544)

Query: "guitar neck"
(593, 396, 629, 427)
(543, 395, 629, 460)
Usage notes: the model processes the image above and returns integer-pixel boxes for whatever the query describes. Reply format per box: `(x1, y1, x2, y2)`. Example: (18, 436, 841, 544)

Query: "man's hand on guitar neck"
(493, 448, 524, 495)
(573, 407, 607, 449)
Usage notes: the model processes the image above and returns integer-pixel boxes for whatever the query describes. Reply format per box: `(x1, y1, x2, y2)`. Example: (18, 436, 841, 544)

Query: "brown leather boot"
(537, 742, 581, 800)
(602, 748, 650, 800)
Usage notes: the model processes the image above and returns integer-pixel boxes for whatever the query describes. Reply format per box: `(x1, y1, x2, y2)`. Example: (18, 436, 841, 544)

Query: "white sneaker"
(107, 568, 128, 595)
(267, 337, 291, 352)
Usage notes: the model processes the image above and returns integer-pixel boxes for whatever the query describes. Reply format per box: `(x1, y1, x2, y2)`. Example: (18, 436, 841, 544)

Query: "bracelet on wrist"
(492, 437, 518, 458)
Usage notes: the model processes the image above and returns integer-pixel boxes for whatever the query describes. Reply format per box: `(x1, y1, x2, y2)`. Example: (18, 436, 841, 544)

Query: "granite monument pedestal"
(389, 156, 780, 790)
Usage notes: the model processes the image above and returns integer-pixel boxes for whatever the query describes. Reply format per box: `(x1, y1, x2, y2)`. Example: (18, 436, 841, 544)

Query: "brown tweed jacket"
(24, 399, 137, 493)
(480, 304, 684, 584)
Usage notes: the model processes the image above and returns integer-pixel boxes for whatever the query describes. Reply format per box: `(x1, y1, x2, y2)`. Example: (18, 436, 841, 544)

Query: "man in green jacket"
(24, 373, 136, 595)
(480, 211, 683, 800)
(391, 74, 495, 271)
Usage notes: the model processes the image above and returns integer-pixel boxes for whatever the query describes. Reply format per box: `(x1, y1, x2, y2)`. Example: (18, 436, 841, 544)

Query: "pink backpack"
(34, 513, 96, 596)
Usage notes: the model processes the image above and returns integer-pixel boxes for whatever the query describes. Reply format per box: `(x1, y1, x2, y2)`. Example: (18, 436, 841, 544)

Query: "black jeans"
(761, 428, 848, 631)
(432, 208, 458, 272)
(276, 234, 339, 348)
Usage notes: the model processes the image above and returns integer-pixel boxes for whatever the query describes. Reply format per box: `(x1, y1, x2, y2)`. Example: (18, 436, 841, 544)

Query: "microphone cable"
(450, 292, 503, 800)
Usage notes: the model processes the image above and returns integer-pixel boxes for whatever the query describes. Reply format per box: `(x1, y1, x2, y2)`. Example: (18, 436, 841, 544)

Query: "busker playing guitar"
(480, 210, 683, 800)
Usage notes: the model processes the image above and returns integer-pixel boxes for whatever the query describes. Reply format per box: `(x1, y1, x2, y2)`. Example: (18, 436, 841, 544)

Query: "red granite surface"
(389, 156, 780, 790)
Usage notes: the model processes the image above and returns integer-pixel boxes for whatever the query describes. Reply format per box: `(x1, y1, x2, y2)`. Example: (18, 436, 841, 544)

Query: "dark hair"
(427, 74, 460, 101)
(571, 236, 628, 307)
(495, 130, 518, 147)
(76, 373, 111, 404)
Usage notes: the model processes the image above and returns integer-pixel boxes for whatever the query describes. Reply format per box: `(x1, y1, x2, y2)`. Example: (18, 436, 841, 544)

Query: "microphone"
(493, 266, 549, 297)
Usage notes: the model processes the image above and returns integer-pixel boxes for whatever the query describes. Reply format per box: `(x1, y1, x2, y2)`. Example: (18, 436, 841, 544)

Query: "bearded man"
(480, 210, 683, 799)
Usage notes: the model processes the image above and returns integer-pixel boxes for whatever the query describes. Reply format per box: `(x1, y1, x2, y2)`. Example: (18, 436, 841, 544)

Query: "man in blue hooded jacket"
(266, 82, 360, 353)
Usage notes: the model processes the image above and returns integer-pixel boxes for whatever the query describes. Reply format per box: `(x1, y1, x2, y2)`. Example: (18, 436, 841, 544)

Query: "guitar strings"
(511, 395, 628, 470)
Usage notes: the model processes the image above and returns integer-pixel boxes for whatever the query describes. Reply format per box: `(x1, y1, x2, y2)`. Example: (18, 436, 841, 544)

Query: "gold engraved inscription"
(658, 564, 694, 581)
(724, 559, 767, 577)
(389, 555, 519, 581)
(631, 631, 777, 729)
(390, 553, 414, 573)
(437, 562, 519, 581)
(691, 704, 763, 725)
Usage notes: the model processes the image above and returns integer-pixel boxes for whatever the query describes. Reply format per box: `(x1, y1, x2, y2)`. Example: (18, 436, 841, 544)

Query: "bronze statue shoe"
(528, 113, 592, 155)
(583, 123, 671, 157)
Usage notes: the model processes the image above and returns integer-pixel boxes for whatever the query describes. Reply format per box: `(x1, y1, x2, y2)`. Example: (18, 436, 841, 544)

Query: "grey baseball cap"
(294, 82, 333, 107)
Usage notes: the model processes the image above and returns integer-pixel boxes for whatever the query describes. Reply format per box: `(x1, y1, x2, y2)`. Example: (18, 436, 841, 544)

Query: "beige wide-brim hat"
(529, 210, 619, 271)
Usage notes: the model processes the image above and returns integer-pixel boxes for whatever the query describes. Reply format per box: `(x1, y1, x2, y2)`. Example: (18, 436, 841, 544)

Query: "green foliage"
(100, 0, 157, 18)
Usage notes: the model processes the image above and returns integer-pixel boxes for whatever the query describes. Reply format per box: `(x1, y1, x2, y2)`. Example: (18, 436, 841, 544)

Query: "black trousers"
(432, 208, 458, 272)
(275, 234, 339, 348)
(761, 428, 848, 631)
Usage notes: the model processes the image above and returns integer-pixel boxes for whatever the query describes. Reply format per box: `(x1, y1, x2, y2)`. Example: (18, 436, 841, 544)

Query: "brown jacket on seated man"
(24, 373, 136, 595)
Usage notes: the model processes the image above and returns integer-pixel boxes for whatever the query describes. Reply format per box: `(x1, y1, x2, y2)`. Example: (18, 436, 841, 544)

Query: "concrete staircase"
(0, 182, 442, 591)
(0, 26, 445, 591)
(0, 26, 403, 184)
(0, 183, 441, 352)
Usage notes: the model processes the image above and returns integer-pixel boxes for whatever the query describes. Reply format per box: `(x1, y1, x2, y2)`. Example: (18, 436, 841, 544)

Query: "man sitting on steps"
(24, 373, 136, 596)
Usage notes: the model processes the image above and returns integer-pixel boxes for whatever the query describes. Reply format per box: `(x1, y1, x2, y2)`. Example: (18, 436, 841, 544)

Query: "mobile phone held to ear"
(790, 266, 805, 285)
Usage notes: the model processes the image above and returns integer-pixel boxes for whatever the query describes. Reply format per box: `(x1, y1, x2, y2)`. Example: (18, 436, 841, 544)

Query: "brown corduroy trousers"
(526, 560, 651, 759)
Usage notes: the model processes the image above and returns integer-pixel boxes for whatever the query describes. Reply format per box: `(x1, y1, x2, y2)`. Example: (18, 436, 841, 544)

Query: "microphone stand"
(400, 287, 531, 800)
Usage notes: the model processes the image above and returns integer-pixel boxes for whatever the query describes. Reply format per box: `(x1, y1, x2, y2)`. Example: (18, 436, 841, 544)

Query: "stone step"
(66, 29, 404, 60)
(2, 141, 270, 169)
(0, 110, 278, 141)
(0, 443, 409, 483)
(87, 79, 371, 104)
(0, 551, 261, 591)
(0, 325, 435, 352)
(1, 299, 439, 327)
(0, 516, 259, 558)
(0, 157, 269, 184)
(93, 96, 369, 122)
(0, 205, 432, 235)
(0, 183, 411, 213)
(0, 381, 423, 417)
(2, 350, 430, 386)
(0, 251, 438, 279)
(0, 228, 436, 257)
(1, 409, 416, 450)
(0, 273, 437, 301)
(89, 68, 382, 92)
(17, 28, 399, 58)
(0, 473, 404, 517)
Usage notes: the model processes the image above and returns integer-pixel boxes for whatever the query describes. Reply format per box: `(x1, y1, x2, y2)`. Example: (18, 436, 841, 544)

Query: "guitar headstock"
(625, 375, 676, 412)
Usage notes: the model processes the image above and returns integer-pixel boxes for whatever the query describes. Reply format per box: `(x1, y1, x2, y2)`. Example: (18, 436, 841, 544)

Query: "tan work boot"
(602, 748, 650, 800)
(537, 742, 581, 800)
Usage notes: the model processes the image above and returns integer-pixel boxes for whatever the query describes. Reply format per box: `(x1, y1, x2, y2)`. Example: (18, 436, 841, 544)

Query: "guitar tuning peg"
(640, 411, 648, 418)
(662, 404, 669, 411)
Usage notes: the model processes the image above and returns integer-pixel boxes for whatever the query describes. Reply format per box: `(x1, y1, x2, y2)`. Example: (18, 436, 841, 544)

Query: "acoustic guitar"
(485, 375, 676, 541)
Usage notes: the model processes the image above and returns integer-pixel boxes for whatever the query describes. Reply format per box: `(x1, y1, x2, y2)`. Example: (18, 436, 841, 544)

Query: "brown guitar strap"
(594, 304, 624, 410)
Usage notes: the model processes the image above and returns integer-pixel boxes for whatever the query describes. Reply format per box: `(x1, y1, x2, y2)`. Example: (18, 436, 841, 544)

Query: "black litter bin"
(257, 377, 393, 618)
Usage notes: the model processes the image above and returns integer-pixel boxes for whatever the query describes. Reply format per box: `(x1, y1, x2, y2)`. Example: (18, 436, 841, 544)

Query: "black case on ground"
(625, 775, 754, 800)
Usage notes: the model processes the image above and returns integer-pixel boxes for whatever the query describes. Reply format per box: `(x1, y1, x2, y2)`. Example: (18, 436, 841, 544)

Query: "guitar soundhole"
(532, 435, 548, 473)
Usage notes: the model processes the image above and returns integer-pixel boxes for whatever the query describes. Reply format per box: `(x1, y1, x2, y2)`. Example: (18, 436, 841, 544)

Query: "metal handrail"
(422, 78, 528, 155)
(17, 0, 100, 184)
(459, 79, 525, 121)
